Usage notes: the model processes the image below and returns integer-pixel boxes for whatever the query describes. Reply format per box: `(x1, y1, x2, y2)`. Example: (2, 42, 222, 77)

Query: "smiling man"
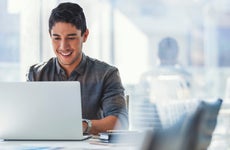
(51, 22, 87, 77)
(27, 2, 128, 135)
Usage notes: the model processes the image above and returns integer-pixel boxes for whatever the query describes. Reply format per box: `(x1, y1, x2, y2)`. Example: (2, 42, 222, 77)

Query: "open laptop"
(0, 81, 89, 141)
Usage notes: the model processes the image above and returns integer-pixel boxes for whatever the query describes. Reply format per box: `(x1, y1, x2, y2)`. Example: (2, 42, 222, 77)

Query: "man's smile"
(58, 51, 73, 57)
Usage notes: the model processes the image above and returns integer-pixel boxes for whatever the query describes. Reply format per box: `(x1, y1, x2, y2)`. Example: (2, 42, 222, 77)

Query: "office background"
(1, 0, 230, 98)
(1, 0, 230, 144)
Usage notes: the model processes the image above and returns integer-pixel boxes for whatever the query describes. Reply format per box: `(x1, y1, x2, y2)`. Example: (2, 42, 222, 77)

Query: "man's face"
(50, 22, 88, 71)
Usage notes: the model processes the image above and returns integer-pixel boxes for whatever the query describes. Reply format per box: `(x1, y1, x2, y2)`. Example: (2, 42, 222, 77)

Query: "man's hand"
(82, 116, 121, 135)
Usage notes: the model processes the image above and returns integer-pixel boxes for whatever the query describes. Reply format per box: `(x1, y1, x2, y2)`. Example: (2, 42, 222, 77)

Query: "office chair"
(181, 98, 222, 150)
(141, 98, 222, 150)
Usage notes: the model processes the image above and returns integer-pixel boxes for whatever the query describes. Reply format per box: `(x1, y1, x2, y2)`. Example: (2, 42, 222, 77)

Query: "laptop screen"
(0, 81, 85, 140)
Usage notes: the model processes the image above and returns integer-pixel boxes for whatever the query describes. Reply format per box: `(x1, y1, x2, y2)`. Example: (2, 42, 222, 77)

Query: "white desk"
(0, 133, 229, 150)
(0, 138, 138, 150)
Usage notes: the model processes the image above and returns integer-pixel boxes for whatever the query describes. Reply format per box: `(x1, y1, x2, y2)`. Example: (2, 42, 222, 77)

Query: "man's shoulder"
(29, 58, 55, 72)
(27, 58, 56, 81)
(86, 55, 117, 71)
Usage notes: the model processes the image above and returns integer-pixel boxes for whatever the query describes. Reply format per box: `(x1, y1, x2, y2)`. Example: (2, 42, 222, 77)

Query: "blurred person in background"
(140, 36, 192, 103)
(157, 37, 191, 85)
(131, 37, 192, 130)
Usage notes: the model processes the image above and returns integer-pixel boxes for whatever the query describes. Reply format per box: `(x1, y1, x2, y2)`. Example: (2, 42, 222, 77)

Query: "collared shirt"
(26, 53, 128, 128)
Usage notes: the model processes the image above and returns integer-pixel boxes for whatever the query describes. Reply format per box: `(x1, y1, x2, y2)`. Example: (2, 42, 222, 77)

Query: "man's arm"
(83, 115, 122, 135)
(82, 66, 128, 135)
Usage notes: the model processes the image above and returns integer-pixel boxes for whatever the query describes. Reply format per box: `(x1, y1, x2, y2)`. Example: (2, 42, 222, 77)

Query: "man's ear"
(83, 29, 89, 42)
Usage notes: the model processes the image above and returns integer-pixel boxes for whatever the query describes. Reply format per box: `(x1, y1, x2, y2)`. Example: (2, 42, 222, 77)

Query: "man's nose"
(60, 40, 70, 50)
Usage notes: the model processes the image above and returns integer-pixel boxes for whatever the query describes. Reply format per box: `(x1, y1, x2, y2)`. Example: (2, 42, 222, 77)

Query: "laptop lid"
(0, 81, 86, 141)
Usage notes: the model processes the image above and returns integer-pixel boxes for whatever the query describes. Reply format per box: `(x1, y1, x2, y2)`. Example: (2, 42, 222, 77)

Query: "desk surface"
(0, 137, 229, 150)
(0, 138, 138, 150)
(0, 134, 229, 150)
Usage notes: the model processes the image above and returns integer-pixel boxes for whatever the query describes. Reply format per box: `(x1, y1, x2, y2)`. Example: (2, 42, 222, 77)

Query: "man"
(134, 37, 191, 129)
(157, 37, 179, 66)
(26, 2, 128, 135)
(157, 37, 191, 88)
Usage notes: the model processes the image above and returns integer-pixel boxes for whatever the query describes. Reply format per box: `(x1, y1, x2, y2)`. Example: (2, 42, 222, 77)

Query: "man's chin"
(60, 61, 73, 66)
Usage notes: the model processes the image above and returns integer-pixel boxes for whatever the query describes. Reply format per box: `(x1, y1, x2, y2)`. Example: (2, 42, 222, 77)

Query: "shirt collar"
(55, 53, 87, 75)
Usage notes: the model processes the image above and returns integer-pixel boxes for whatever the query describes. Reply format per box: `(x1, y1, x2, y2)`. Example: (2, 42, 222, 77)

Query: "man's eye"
(53, 38, 61, 40)
(68, 37, 75, 40)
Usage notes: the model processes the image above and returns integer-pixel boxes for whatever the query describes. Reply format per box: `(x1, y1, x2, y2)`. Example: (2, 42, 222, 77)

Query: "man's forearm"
(83, 116, 121, 135)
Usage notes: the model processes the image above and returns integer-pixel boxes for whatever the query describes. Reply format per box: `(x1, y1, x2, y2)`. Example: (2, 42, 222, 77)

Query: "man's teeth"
(60, 51, 72, 56)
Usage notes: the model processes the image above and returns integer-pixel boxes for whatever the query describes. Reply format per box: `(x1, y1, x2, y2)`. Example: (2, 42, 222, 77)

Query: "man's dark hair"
(158, 37, 179, 62)
(49, 2, 87, 36)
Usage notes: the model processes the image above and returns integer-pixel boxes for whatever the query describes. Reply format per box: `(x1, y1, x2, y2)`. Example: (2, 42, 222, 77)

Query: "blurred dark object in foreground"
(141, 98, 222, 150)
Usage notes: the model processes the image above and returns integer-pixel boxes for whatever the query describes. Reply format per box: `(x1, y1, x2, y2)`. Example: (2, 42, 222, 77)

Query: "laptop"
(0, 81, 89, 141)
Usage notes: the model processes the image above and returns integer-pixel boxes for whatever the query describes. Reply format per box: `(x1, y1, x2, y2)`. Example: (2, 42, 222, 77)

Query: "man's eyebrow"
(67, 33, 77, 36)
(52, 34, 60, 37)
(51, 33, 78, 37)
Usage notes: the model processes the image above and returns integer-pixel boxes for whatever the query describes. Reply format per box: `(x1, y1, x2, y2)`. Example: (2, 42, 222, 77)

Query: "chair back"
(140, 99, 223, 150)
